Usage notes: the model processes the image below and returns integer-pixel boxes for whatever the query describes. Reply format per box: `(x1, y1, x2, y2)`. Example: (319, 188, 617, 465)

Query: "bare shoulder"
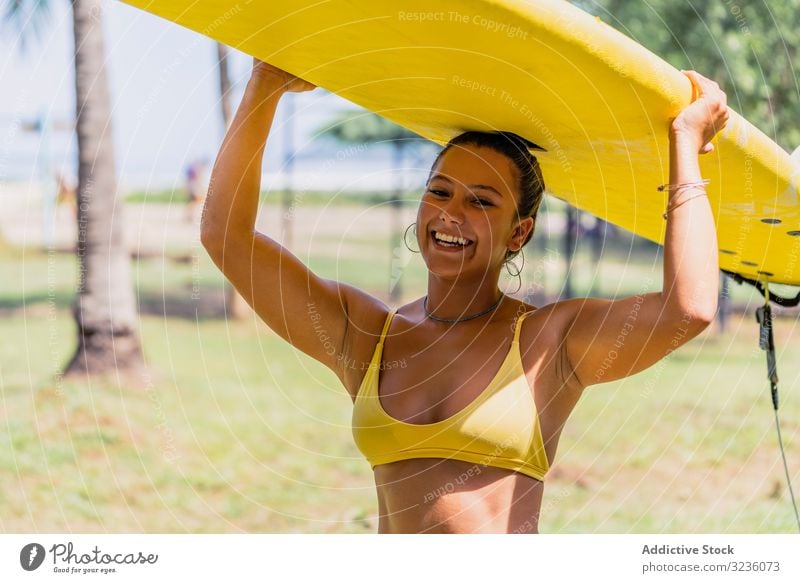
(523, 297, 604, 334)
(518, 298, 585, 390)
(518, 298, 582, 342)
(337, 284, 396, 401)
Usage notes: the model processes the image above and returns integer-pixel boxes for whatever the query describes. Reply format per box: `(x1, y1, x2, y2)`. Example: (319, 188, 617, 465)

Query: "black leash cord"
(755, 283, 800, 532)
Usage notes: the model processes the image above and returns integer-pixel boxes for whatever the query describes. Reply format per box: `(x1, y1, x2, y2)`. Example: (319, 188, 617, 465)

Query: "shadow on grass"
(136, 286, 229, 320)
(0, 291, 74, 311)
(0, 287, 230, 321)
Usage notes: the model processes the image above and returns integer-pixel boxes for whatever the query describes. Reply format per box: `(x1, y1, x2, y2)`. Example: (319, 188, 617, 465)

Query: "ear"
(508, 216, 535, 251)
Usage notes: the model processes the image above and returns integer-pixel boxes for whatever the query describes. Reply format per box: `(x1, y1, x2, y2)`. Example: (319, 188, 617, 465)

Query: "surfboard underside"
(121, 0, 800, 285)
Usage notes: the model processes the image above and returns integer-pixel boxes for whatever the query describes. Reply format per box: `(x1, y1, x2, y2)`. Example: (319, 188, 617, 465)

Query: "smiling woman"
(415, 130, 545, 299)
(200, 58, 728, 534)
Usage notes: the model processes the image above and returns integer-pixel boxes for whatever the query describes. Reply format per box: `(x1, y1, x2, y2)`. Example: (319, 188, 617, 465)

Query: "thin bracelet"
(657, 178, 710, 192)
(662, 191, 708, 219)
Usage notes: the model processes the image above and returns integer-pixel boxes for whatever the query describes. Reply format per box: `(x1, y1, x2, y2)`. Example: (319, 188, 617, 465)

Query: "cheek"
(416, 208, 431, 236)
(417, 198, 437, 220)
(473, 214, 505, 242)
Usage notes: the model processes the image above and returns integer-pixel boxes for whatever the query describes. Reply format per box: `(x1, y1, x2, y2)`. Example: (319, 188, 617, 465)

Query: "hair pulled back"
(427, 130, 546, 264)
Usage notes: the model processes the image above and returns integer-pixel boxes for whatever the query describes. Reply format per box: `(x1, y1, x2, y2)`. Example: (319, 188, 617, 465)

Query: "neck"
(424, 274, 505, 321)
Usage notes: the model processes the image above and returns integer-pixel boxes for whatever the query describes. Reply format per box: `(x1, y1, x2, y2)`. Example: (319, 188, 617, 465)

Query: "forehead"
(431, 145, 517, 196)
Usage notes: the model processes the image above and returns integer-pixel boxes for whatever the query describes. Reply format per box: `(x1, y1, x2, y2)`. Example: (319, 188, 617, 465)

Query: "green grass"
(125, 188, 413, 207)
(1, 222, 799, 533)
(548, 332, 800, 533)
(124, 189, 185, 204)
(0, 308, 371, 533)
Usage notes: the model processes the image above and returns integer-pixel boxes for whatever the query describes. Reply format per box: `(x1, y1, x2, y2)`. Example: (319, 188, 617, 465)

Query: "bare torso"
(342, 298, 584, 533)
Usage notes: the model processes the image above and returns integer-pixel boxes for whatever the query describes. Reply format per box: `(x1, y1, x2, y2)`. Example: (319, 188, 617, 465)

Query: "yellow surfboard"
(122, 0, 800, 285)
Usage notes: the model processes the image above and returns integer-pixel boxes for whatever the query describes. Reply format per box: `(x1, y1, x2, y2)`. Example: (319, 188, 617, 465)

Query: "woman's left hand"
(671, 70, 730, 154)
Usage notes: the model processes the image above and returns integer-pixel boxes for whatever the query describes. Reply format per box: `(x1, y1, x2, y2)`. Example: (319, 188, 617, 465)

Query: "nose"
(438, 195, 465, 225)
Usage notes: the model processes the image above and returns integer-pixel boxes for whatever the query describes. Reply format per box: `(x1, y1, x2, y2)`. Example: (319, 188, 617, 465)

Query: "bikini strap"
(378, 307, 398, 344)
(512, 308, 536, 344)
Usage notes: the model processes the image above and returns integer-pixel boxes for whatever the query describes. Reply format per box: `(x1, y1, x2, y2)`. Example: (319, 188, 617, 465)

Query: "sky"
(0, 0, 422, 191)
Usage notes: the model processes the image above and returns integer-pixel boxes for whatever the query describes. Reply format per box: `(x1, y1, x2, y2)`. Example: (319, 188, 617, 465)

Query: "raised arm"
(561, 70, 730, 388)
(200, 60, 368, 383)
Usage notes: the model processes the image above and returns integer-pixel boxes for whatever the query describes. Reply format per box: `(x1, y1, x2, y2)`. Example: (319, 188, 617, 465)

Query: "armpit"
(555, 338, 582, 392)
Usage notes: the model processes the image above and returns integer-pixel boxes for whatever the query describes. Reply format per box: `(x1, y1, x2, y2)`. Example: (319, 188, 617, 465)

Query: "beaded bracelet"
(662, 191, 708, 220)
(657, 178, 710, 192)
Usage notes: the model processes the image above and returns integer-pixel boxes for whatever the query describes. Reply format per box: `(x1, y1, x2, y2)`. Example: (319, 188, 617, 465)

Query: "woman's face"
(417, 144, 534, 280)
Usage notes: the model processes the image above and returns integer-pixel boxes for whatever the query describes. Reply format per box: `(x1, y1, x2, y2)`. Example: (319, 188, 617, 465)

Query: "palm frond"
(2, 0, 53, 51)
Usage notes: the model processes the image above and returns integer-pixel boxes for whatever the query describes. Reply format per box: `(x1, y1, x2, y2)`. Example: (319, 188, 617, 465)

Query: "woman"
(200, 59, 728, 533)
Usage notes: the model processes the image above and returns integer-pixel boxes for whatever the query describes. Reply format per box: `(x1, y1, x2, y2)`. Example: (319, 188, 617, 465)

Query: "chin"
(423, 258, 490, 281)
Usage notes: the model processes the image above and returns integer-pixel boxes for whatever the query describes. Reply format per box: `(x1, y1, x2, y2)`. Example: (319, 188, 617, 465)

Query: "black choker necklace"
(423, 294, 505, 323)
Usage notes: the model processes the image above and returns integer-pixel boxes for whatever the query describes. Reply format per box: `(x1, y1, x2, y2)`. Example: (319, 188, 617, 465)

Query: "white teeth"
(434, 231, 469, 246)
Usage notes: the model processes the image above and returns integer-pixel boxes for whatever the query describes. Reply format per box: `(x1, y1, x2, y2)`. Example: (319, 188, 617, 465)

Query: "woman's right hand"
(251, 58, 317, 93)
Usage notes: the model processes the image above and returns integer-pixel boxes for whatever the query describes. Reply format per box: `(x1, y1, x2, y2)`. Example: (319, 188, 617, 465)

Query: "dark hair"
(426, 131, 546, 265)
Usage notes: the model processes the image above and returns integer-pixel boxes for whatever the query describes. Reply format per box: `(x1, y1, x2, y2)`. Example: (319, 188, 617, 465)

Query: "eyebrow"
(428, 174, 504, 198)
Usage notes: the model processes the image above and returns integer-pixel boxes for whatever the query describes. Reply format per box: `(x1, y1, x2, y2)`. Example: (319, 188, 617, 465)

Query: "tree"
(214, 42, 252, 320)
(4, 0, 145, 378)
(578, 0, 800, 151)
(318, 111, 433, 302)
(563, 206, 578, 300)
(577, 0, 800, 318)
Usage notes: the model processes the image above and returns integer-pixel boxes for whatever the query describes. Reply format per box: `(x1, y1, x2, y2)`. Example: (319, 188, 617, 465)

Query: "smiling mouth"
(430, 230, 474, 249)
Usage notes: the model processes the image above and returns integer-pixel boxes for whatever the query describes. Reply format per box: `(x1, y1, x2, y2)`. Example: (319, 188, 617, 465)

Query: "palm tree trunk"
(216, 43, 233, 125)
(216, 42, 252, 320)
(280, 95, 295, 249)
(562, 206, 577, 300)
(64, 0, 144, 378)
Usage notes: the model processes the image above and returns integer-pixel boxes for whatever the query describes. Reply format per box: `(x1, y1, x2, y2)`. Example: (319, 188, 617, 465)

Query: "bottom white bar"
(1, 534, 797, 582)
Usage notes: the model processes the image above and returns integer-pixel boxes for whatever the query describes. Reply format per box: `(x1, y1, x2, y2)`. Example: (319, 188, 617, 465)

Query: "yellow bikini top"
(351, 307, 550, 481)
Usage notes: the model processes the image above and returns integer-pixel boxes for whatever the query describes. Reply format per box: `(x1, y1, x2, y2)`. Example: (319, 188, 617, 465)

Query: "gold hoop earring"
(504, 249, 524, 294)
(403, 222, 420, 253)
